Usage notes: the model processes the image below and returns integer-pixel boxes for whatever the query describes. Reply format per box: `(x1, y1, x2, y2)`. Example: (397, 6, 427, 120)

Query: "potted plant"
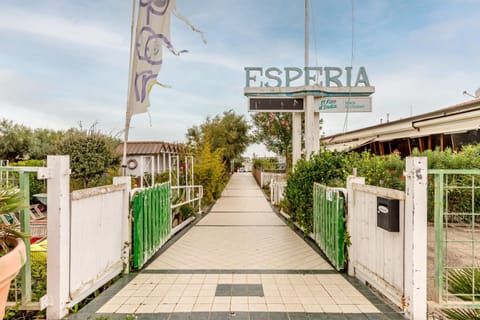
(0, 187, 29, 319)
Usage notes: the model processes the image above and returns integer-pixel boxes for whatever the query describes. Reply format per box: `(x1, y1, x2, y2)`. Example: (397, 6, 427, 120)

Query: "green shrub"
(284, 151, 406, 233)
(284, 151, 350, 234)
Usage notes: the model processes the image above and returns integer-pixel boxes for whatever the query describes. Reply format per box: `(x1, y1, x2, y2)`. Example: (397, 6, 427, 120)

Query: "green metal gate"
(313, 183, 347, 271)
(132, 182, 171, 269)
(430, 169, 480, 308)
(0, 166, 40, 309)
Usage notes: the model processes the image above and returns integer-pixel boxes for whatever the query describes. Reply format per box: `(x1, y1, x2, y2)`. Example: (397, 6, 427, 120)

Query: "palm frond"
(442, 307, 480, 320)
(447, 268, 480, 302)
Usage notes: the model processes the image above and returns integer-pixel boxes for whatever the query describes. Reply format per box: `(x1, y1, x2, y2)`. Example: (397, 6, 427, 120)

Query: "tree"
(58, 128, 120, 189)
(0, 119, 32, 162)
(30, 128, 63, 160)
(251, 112, 292, 171)
(186, 110, 250, 171)
(193, 139, 225, 204)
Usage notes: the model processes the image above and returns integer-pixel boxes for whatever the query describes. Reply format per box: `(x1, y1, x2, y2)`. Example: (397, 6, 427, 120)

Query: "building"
(321, 97, 480, 156)
(118, 141, 185, 177)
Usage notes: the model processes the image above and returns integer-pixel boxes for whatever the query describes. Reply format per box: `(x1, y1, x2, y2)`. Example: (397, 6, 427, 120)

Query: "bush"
(284, 151, 406, 233)
(194, 140, 225, 205)
(284, 152, 350, 233)
(253, 158, 279, 171)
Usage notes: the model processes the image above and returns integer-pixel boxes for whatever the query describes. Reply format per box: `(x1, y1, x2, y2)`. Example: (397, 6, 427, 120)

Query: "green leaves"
(446, 268, 480, 302)
(0, 187, 29, 240)
(284, 150, 406, 234)
(58, 129, 120, 189)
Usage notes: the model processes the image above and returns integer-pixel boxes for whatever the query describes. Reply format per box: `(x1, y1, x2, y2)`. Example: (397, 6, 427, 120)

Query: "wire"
(342, 0, 355, 133)
(310, 0, 320, 81)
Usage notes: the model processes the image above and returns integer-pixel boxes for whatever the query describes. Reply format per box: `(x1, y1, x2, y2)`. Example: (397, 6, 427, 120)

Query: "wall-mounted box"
(377, 196, 400, 232)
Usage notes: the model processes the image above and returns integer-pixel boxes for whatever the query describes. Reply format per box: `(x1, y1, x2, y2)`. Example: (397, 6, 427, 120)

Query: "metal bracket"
(37, 168, 51, 180)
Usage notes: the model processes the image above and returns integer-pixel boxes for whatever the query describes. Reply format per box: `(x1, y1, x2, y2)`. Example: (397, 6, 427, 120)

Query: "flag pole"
(122, 0, 137, 175)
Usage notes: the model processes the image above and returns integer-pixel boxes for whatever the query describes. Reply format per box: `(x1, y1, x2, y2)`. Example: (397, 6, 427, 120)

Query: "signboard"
(249, 98, 304, 112)
(315, 97, 372, 113)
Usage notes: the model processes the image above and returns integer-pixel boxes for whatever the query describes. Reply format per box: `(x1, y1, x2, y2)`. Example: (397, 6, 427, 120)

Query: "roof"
(117, 141, 185, 155)
(322, 97, 480, 151)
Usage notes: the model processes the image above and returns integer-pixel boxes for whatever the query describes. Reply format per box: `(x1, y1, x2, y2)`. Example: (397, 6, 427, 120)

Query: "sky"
(0, 0, 479, 158)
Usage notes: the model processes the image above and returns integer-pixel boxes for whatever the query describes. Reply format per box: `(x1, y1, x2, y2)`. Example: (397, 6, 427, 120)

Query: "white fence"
(347, 157, 427, 320)
(40, 156, 131, 319)
(259, 171, 286, 188)
(270, 181, 287, 205)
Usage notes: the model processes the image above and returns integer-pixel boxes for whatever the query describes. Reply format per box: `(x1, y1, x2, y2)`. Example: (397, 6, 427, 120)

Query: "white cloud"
(0, 7, 127, 50)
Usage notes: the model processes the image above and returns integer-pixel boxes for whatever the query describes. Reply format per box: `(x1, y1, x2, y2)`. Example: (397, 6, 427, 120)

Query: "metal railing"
(1, 166, 43, 310)
(430, 169, 480, 307)
(312, 183, 347, 271)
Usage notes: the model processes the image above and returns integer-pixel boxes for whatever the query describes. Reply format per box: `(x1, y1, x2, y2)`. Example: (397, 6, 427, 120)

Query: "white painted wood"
(347, 176, 365, 277)
(259, 172, 286, 188)
(348, 176, 406, 311)
(113, 176, 131, 274)
(404, 157, 427, 320)
(304, 95, 316, 159)
(69, 183, 128, 303)
(292, 112, 302, 168)
(46, 156, 71, 320)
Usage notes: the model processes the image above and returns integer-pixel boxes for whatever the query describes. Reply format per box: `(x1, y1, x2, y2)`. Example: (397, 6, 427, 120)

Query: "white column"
(304, 95, 318, 159)
(162, 152, 166, 172)
(314, 110, 320, 152)
(346, 175, 365, 277)
(113, 176, 132, 274)
(404, 157, 427, 320)
(44, 156, 71, 320)
(292, 112, 302, 168)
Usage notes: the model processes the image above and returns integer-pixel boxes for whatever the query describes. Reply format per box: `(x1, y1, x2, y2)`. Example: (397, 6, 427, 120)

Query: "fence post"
(44, 156, 71, 320)
(404, 157, 427, 320)
(346, 176, 365, 277)
(19, 171, 32, 303)
(114, 176, 131, 274)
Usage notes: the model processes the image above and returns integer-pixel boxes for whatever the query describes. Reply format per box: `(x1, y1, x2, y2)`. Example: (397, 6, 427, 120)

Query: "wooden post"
(440, 133, 444, 151)
(43, 156, 71, 320)
(379, 142, 385, 155)
(428, 136, 432, 150)
(404, 157, 427, 320)
(113, 176, 132, 274)
(418, 138, 424, 153)
(346, 176, 365, 277)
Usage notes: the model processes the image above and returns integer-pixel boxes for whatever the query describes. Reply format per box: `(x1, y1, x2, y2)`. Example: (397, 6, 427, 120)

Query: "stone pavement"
(72, 173, 403, 319)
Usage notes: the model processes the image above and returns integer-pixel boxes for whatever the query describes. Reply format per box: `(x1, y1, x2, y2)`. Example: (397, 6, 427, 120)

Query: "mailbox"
(377, 196, 400, 232)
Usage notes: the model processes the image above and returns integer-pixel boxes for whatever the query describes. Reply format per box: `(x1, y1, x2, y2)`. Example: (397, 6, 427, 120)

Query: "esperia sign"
(244, 66, 370, 88)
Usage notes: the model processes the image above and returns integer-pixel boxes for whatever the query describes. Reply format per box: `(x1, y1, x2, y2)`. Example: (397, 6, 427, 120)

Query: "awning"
(324, 137, 375, 152)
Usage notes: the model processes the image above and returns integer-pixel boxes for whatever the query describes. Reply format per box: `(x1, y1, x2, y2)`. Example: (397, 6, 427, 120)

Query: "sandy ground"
(427, 223, 480, 301)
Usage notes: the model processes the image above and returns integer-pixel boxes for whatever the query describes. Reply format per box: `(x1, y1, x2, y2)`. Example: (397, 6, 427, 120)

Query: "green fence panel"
(429, 169, 480, 307)
(0, 167, 37, 306)
(132, 182, 171, 269)
(313, 183, 346, 271)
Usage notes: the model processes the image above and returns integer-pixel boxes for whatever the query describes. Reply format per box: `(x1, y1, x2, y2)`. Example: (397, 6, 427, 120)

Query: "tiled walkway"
(73, 173, 403, 319)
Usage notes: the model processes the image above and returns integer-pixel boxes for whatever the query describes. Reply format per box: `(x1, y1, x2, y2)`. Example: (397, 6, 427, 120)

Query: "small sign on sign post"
(315, 96, 372, 113)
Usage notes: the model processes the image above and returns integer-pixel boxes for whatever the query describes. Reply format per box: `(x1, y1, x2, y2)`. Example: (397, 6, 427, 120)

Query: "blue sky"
(0, 0, 479, 157)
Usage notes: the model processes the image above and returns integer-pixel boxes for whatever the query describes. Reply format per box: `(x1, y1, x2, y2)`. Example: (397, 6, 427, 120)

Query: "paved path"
(74, 173, 402, 319)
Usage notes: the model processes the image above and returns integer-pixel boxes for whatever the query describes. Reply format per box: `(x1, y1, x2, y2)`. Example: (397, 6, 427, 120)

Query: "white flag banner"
(127, 0, 204, 117)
